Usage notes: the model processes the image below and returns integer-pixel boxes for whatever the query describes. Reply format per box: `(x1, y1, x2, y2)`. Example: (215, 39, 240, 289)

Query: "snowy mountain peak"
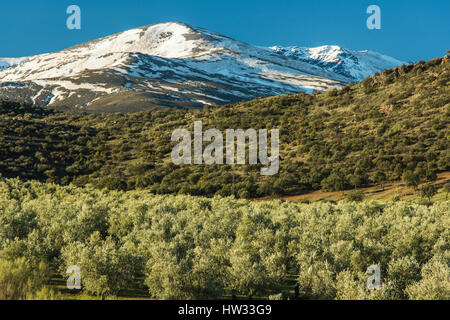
(0, 22, 405, 111)
(75, 22, 201, 58)
(268, 45, 405, 81)
(68, 22, 243, 60)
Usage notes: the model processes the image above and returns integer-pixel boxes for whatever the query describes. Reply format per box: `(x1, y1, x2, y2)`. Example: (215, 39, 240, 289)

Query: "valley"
(0, 19, 448, 301)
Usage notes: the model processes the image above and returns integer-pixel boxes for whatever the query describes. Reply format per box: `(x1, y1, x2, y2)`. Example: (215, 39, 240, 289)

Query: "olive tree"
(61, 232, 136, 299)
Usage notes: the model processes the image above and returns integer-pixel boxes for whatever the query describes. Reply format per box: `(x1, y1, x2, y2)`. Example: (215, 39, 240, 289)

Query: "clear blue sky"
(1, 0, 449, 62)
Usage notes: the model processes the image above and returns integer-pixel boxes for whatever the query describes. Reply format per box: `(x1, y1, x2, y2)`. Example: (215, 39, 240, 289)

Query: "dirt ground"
(281, 172, 450, 202)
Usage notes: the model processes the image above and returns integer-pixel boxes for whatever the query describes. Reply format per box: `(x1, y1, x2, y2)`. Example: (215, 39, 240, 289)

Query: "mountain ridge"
(0, 55, 448, 195)
(0, 22, 405, 112)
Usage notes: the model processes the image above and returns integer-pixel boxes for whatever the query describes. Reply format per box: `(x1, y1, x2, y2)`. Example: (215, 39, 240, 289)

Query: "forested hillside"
(0, 55, 449, 198)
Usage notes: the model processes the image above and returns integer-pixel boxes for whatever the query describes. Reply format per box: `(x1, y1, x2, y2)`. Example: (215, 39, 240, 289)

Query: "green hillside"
(0, 54, 449, 198)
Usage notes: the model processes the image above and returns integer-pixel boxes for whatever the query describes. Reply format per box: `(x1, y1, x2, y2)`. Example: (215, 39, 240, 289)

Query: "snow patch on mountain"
(0, 58, 29, 71)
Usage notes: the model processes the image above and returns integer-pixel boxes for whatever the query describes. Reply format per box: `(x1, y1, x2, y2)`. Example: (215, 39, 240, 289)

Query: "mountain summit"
(0, 22, 405, 111)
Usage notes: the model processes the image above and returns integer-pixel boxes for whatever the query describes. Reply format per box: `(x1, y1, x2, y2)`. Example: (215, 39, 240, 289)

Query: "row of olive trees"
(0, 178, 448, 300)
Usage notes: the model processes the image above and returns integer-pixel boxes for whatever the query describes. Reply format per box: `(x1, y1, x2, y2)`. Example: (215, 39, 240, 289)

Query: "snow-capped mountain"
(269, 45, 406, 83)
(0, 22, 405, 111)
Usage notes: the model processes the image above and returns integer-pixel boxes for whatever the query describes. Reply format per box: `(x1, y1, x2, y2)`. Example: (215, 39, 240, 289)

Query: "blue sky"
(1, 0, 448, 62)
